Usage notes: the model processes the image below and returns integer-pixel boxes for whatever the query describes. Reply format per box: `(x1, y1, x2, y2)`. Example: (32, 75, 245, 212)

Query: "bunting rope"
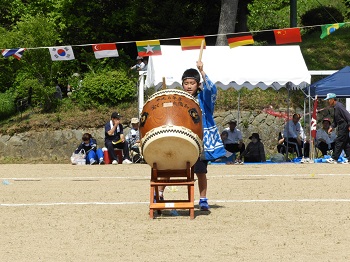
(1, 21, 350, 50)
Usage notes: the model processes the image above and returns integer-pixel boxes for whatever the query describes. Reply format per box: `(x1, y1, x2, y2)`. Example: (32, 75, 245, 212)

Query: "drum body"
(140, 89, 203, 170)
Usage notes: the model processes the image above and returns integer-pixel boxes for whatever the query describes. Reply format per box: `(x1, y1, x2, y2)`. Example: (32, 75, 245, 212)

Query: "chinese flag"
(311, 96, 318, 139)
(273, 28, 302, 45)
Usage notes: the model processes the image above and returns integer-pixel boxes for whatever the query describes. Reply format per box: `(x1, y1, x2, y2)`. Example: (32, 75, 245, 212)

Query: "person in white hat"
(130, 56, 145, 71)
(324, 93, 350, 163)
(125, 118, 142, 162)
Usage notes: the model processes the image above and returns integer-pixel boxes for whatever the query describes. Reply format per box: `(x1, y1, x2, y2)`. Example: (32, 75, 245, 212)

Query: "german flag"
(136, 40, 162, 56)
(227, 33, 254, 48)
(180, 36, 206, 51)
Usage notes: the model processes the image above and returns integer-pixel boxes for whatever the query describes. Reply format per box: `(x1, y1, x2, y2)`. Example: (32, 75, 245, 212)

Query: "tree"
(236, 0, 254, 32)
(216, 0, 239, 46)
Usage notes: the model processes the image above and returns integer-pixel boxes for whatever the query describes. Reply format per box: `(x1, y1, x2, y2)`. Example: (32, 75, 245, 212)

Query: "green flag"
(320, 23, 345, 39)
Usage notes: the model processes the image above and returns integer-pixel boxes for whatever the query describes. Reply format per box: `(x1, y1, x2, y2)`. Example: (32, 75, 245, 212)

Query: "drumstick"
(198, 40, 205, 62)
(198, 39, 208, 89)
(162, 77, 166, 90)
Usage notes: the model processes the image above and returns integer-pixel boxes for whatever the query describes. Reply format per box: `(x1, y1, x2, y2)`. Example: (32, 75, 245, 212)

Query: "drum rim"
(144, 88, 199, 106)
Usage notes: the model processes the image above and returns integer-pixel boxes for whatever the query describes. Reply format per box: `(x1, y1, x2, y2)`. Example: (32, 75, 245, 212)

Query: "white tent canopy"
(145, 45, 311, 90)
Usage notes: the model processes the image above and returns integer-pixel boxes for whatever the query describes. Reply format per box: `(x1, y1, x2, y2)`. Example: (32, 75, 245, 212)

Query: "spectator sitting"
(125, 117, 142, 163)
(283, 113, 308, 158)
(277, 131, 287, 154)
(316, 118, 336, 156)
(130, 56, 145, 71)
(104, 112, 132, 164)
(222, 119, 245, 159)
(277, 130, 310, 159)
(236, 133, 266, 163)
(216, 130, 234, 164)
(74, 133, 104, 165)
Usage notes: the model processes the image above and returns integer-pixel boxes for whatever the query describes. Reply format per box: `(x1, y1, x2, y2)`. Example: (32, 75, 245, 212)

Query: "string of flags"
(1, 22, 347, 61)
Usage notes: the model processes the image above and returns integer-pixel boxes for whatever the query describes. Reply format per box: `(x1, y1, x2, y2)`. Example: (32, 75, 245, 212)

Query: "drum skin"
(140, 89, 203, 140)
(140, 89, 203, 170)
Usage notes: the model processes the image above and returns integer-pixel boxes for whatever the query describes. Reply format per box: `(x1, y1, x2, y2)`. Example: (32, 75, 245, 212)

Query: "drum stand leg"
(149, 162, 195, 219)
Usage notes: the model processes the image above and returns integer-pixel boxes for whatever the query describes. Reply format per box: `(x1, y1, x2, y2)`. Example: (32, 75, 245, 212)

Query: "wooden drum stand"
(149, 162, 195, 219)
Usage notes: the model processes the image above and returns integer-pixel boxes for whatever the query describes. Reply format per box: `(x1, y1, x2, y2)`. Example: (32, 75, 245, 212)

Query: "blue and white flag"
(49, 46, 75, 61)
(2, 48, 26, 60)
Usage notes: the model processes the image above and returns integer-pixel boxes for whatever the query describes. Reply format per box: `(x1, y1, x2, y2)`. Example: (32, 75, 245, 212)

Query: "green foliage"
(301, 6, 344, 32)
(72, 69, 136, 109)
(0, 14, 62, 90)
(248, 0, 348, 31)
(300, 27, 350, 70)
(216, 87, 304, 112)
(13, 75, 57, 113)
(0, 90, 16, 118)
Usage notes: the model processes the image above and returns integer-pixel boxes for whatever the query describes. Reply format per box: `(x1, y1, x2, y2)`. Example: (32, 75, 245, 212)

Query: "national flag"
(311, 96, 318, 139)
(320, 23, 345, 39)
(180, 36, 206, 51)
(273, 28, 302, 45)
(49, 46, 75, 61)
(136, 40, 162, 56)
(227, 33, 254, 48)
(92, 43, 119, 59)
(2, 48, 26, 60)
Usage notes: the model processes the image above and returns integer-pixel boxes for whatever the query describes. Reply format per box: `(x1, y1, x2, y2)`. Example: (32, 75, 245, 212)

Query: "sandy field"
(1, 163, 350, 262)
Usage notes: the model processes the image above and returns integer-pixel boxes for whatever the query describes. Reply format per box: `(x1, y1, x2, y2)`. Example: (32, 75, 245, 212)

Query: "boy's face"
(183, 78, 199, 96)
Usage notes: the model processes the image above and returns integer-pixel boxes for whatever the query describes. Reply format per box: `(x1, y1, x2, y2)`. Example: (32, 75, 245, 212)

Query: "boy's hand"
(196, 61, 203, 72)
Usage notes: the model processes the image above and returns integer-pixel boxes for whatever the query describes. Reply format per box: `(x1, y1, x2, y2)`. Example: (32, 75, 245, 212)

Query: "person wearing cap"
(316, 118, 336, 156)
(130, 56, 145, 71)
(236, 133, 266, 163)
(222, 120, 246, 159)
(104, 112, 132, 164)
(125, 118, 142, 162)
(154, 61, 226, 211)
(324, 93, 350, 163)
(283, 113, 307, 158)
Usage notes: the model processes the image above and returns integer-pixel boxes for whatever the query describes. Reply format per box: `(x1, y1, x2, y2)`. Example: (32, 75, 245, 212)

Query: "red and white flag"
(92, 43, 119, 59)
(311, 96, 318, 139)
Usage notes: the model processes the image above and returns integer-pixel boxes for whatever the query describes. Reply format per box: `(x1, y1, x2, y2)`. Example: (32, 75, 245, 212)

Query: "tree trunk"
(216, 0, 239, 46)
(236, 0, 253, 32)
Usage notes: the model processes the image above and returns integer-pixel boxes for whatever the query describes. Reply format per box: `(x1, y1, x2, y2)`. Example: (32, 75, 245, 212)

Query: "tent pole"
(308, 84, 312, 161)
(302, 98, 306, 158)
(237, 90, 241, 124)
(286, 82, 290, 161)
(138, 73, 145, 115)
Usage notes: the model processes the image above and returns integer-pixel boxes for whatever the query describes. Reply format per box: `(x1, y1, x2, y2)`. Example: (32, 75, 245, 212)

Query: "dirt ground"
(1, 163, 350, 262)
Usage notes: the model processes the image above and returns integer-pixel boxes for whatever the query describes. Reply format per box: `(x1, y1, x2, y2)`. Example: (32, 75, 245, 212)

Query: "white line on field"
(1, 173, 350, 180)
(1, 198, 350, 207)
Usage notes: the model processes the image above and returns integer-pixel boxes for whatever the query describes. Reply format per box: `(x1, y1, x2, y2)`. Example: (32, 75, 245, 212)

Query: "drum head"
(141, 126, 202, 170)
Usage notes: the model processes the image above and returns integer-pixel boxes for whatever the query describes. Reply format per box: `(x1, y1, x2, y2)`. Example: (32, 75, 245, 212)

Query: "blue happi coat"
(197, 75, 226, 160)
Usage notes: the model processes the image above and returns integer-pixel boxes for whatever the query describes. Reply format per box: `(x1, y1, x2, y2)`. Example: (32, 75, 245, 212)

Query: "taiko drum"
(140, 89, 203, 170)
